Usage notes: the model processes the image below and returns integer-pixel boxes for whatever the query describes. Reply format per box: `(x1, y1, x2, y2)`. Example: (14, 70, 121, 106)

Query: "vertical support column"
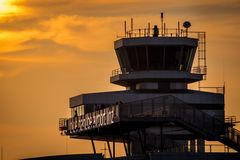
(91, 137, 96, 154)
(123, 137, 129, 156)
(113, 135, 115, 158)
(127, 132, 131, 156)
(197, 139, 205, 153)
(161, 124, 164, 152)
(143, 129, 146, 153)
(107, 137, 113, 159)
(160, 126, 164, 152)
(190, 139, 196, 152)
(137, 130, 144, 153)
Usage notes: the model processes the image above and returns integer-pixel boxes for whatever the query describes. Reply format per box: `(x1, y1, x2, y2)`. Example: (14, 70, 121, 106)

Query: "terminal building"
(57, 15, 240, 160)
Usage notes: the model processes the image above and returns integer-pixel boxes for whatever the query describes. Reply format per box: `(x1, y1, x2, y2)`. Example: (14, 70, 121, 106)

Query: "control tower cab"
(59, 15, 240, 160)
(112, 34, 202, 91)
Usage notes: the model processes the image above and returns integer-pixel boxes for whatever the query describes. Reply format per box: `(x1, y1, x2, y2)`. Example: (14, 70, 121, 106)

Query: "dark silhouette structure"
(58, 16, 240, 159)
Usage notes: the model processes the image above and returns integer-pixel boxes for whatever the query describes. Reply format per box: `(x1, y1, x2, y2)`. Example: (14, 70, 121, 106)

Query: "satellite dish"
(183, 21, 191, 29)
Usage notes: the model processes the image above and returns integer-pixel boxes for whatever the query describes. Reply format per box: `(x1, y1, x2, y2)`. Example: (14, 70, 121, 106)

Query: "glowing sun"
(0, 0, 19, 14)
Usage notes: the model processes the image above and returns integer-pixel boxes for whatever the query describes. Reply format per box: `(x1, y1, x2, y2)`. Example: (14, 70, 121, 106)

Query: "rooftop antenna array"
(121, 15, 206, 80)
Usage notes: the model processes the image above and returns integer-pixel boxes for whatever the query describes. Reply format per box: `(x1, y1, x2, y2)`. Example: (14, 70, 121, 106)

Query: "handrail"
(225, 116, 237, 125)
(119, 28, 205, 39)
(112, 68, 123, 76)
(199, 86, 225, 94)
(59, 95, 240, 151)
(59, 118, 68, 130)
(111, 66, 206, 77)
(120, 95, 224, 137)
(224, 127, 240, 147)
(120, 95, 240, 151)
(191, 66, 207, 75)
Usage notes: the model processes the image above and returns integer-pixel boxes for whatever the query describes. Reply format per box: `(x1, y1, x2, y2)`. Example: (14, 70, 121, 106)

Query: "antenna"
(222, 60, 225, 84)
(124, 21, 127, 37)
(130, 18, 133, 37)
(161, 12, 164, 36)
(131, 18, 133, 32)
(148, 22, 150, 37)
(164, 22, 166, 36)
(178, 21, 180, 37)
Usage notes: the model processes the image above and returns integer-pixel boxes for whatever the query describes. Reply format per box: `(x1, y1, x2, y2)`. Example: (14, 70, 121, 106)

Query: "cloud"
(0, 0, 237, 34)
(21, 38, 81, 53)
(12, 0, 168, 17)
(1, 38, 80, 54)
(11, 0, 239, 18)
(0, 66, 26, 78)
(167, 0, 240, 20)
(0, 38, 81, 78)
(0, 15, 46, 31)
(0, 36, 115, 79)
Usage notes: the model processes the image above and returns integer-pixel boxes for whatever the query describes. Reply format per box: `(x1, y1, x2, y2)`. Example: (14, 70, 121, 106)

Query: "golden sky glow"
(0, 0, 21, 15)
(0, 0, 240, 159)
(0, 0, 12, 12)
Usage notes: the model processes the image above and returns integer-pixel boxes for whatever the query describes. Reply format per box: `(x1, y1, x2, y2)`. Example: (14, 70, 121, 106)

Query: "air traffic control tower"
(59, 15, 240, 160)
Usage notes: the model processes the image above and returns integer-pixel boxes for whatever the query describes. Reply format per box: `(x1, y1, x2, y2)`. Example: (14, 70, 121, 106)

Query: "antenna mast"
(161, 12, 164, 36)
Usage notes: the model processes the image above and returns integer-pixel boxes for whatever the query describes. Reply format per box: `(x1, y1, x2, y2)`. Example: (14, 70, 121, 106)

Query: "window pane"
(137, 46, 147, 70)
(165, 46, 181, 70)
(148, 46, 164, 70)
(126, 46, 138, 70)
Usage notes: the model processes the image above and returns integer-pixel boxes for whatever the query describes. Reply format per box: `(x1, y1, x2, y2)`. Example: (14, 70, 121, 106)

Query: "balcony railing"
(191, 66, 207, 75)
(120, 95, 224, 137)
(199, 86, 225, 94)
(59, 118, 68, 130)
(111, 66, 206, 77)
(225, 116, 237, 126)
(112, 68, 124, 76)
(225, 127, 240, 147)
(118, 27, 204, 39)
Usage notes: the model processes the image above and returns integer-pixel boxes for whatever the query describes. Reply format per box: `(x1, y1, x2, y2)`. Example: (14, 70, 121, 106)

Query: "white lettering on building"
(69, 105, 119, 133)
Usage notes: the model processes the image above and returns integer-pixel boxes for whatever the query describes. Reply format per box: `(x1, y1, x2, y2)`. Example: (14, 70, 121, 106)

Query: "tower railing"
(224, 127, 240, 148)
(191, 66, 207, 75)
(59, 118, 68, 130)
(198, 86, 225, 94)
(225, 116, 237, 126)
(111, 67, 206, 77)
(112, 68, 124, 76)
(119, 28, 204, 39)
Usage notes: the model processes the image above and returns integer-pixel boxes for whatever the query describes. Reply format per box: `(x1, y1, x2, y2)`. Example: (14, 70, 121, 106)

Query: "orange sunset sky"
(0, 0, 240, 159)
